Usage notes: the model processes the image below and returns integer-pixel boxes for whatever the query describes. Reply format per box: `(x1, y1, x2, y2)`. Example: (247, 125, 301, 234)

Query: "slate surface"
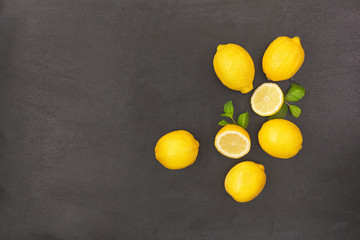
(0, 0, 359, 239)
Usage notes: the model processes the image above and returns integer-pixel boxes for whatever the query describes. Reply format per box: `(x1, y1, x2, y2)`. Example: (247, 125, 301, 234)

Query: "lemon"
(250, 82, 284, 116)
(214, 124, 251, 159)
(225, 161, 266, 203)
(213, 43, 255, 93)
(258, 119, 303, 159)
(155, 130, 199, 170)
(263, 36, 305, 81)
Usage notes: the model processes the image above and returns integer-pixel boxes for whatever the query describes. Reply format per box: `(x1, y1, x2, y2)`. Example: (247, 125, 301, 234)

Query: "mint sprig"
(289, 105, 301, 118)
(220, 100, 234, 118)
(285, 83, 305, 102)
(268, 83, 305, 120)
(218, 120, 230, 126)
(237, 112, 249, 129)
(268, 103, 287, 120)
(219, 101, 249, 129)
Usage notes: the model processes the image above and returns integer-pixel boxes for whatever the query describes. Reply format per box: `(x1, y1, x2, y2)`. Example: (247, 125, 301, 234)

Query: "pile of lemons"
(155, 36, 305, 203)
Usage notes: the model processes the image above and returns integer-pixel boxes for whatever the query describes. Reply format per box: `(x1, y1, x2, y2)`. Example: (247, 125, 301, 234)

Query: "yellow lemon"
(251, 82, 284, 116)
(258, 119, 303, 159)
(213, 43, 255, 93)
(214, 124, 251, 159)
(262, 36, 305, 81)
(155, 130, 199, 170)
(225, 161, 266, 203)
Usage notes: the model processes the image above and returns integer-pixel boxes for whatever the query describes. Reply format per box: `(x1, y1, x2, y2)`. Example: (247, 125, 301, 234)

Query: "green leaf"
(285, 83, 305, 102)
(289, 105, 301, 118)
(218, 120, 230, 126)
(268, 103, 288, 120)
(221, 100, 234, 118)
(237, 112, 249, 129)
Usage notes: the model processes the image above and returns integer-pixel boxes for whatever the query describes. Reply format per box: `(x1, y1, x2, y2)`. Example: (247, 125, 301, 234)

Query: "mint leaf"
(218, 120, 230, 126)
(268, 103, 288, 120)
(237, 112, 249, 129)
(285, 83, 305, 102)
(289, 105, 301, 118)
(221, 100, 234, 118)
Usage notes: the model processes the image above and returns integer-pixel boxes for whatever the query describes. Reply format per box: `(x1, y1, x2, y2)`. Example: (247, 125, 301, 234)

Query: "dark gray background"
(0, 0, 359, 239)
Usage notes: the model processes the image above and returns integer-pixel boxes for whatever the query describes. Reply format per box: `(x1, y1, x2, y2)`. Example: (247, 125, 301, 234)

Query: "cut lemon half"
(214, 124, 251, 159)
(250, 83, 284, 116)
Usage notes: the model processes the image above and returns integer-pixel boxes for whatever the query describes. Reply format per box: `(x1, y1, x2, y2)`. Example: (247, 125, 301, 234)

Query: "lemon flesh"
(251, 83, 284, 116)
(258, 119, 303, 159)
(214, 124, 251, 159)
(213, 43, 255, 93)
(263, 36, 305, 81)
(155, 130, 199, 170)
(225, 161, 266, 203)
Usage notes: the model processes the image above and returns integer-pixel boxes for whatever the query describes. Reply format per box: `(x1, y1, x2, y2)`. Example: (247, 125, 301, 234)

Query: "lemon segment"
(155, 130, 199, 170)
(258, 119, 303, 159)
(262, 36, 305, 81)
(225, 161, 266, 203)
(213, 43, 255, 93)
(251, 83, 284, 116)
(214, 124, 251, 159)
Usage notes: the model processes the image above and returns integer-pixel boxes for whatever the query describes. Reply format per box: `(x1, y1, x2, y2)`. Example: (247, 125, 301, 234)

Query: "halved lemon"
(214, 124, 251, 159)
(250, 83, 284, 116)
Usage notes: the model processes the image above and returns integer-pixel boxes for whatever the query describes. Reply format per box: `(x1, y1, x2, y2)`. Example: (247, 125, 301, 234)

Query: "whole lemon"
(225, 161, 266, 203)
(258, 119, 303, 159)
(155, 130, 199, 170)
(213, 43, 255, 93)
(262, 36, 305, 81)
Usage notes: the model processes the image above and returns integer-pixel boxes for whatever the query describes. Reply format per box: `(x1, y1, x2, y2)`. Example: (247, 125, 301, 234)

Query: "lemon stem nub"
(292, 36, 300, 43)
(217, 45, 225, 51)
